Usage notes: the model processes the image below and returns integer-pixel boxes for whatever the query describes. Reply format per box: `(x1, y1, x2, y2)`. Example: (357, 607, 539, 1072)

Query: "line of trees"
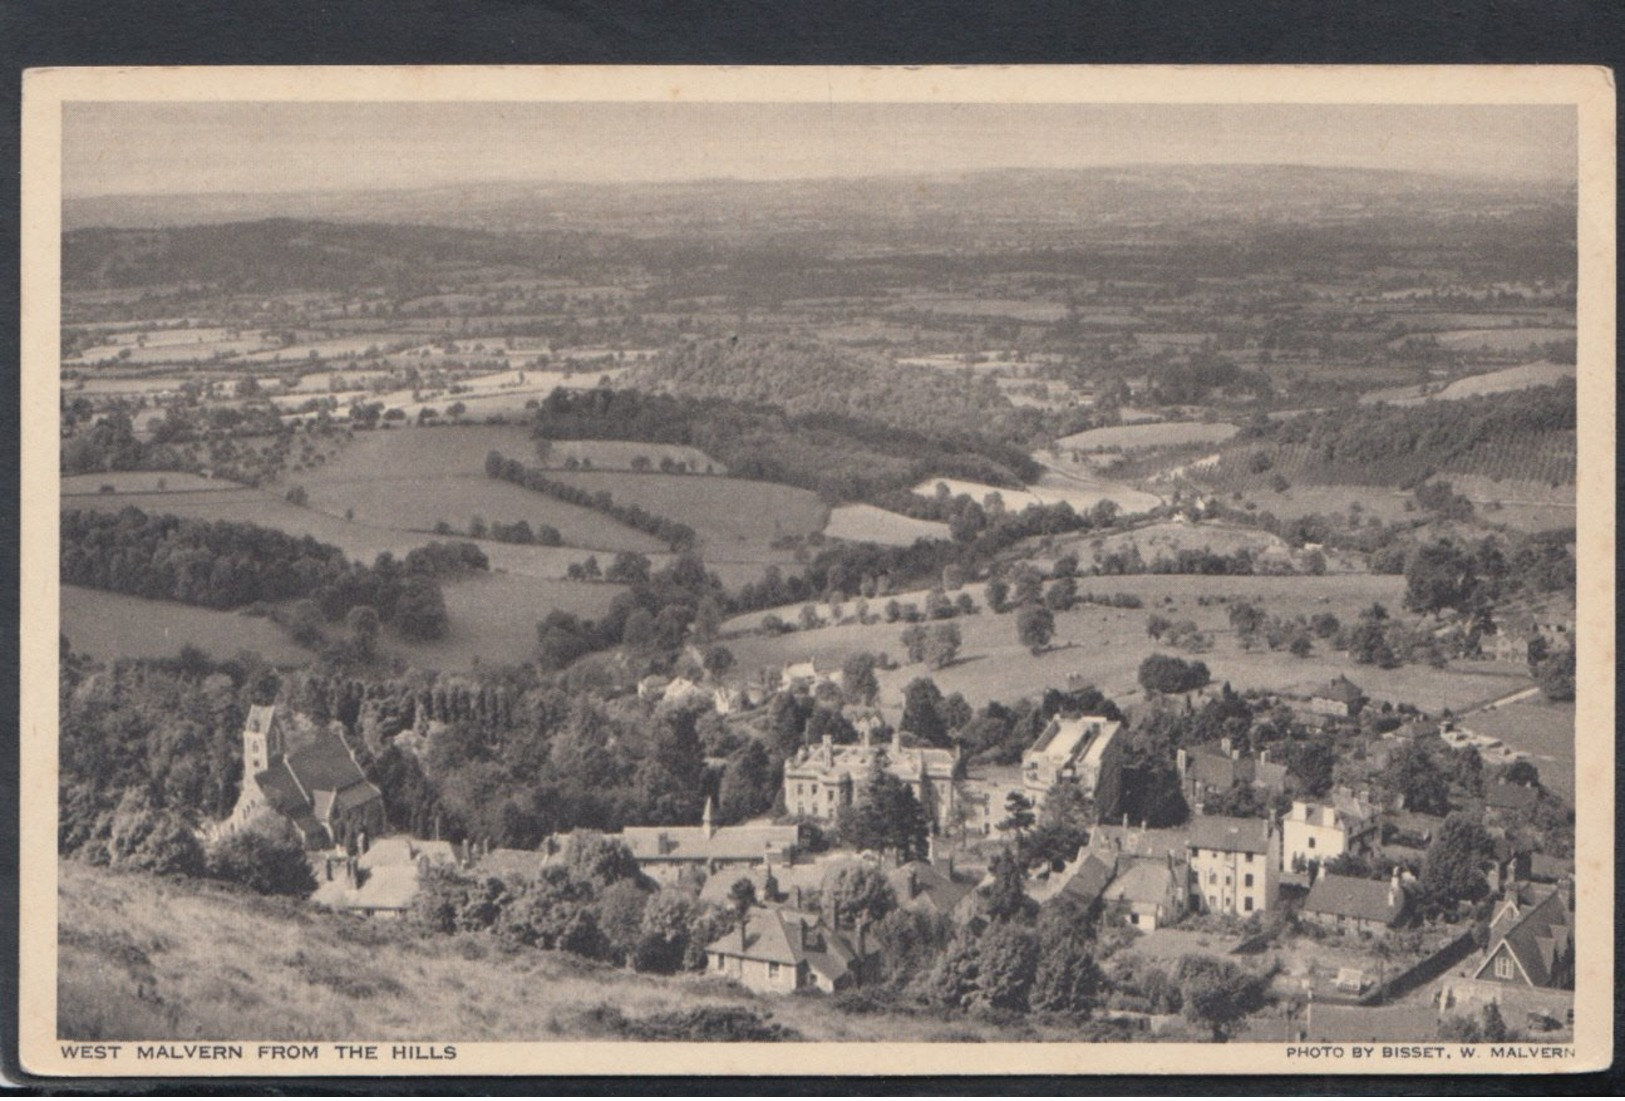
(485, 450, 696, 551)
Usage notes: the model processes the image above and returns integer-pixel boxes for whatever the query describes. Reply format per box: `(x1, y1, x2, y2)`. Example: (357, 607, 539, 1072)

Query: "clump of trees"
(62, 508, 458, 641)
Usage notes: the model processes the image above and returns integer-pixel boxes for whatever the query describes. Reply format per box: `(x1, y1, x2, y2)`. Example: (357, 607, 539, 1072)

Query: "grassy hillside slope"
(57, 861, 1083, 1043)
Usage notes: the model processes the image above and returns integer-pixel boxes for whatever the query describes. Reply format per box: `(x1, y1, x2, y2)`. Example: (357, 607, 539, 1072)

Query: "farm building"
(782, 729, 960, 832)
(1021, 714, 1123, 808)
(1471, 883, 1574, 990)
(703, 907, 867, 995)
(220, 705, 385, 851)
(1188, 815, 1281, 917)
(1281, 790, 1380, 873)
(1299, 868, 1408, 935)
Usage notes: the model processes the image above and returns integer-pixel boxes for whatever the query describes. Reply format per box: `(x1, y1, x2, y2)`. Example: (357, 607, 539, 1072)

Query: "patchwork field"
(61, 585, 309, 665)
(1361, 360, 1575, 406)
(823, 504, 951, 547)
(1056, 421, 1240, 453)
(298, 427, 669, 554)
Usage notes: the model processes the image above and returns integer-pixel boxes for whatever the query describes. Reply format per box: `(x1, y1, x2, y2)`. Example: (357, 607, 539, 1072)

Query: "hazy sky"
(63, 101, 1577, 196)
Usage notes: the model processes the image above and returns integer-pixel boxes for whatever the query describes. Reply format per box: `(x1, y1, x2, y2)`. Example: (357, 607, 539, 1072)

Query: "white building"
(1281, 791, 1379, 872)
(1021, 715, 1123, 806)
(1187, 815, 1280, 917)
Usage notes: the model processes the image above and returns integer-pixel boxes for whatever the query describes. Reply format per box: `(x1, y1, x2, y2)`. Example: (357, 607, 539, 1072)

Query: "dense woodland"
(61, 508, 466, 640)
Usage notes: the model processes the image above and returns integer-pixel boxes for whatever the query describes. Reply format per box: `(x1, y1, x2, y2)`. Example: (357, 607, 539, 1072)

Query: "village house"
(607, 799, 801, 886)
(887, 855, 972, 918)
(1187, 814, 1280, 917)
(1281, 790, 1380, 872)
(1021, 714, 1123, 808)
(1306, 675, 1368, 720)
(310, 835, 460, 919)
(1175, 739, 1289, 811)
(703, 907, 866, 994)
(221, 705, 385, 851)
(1299, 868, 1409, 935)
(782, 729, 959, 832)
(1471, 882, 1574, 990)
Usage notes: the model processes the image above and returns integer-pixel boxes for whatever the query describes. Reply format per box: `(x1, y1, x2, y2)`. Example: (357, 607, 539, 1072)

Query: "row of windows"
(1197, 850, 1257, 862)
(1205, 872, 1255, 888)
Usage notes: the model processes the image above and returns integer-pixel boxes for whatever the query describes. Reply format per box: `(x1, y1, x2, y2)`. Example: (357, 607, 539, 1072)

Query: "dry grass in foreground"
(57, 861, 1096, 1044)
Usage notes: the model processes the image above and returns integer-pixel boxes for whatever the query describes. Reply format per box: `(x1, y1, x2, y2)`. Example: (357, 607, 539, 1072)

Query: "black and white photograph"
(17, 65, 1614, 1077)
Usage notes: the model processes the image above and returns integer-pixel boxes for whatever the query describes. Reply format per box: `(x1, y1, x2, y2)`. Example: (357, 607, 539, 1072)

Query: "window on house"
(768, 962, 780, 978)
(1307, 837, 1316, 849)
(1208, 872, 1217, 885)
(1245, 874, 1254, 888)
(1245, 896, 1254, 912)
(1246, 852, 1254, 863)
(1495, 955, 1514, 980)
(1130, 913, 1140, 926)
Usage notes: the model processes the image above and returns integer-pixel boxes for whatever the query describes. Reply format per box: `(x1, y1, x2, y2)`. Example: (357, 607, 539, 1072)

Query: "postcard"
(17, 64, 1614, 1077)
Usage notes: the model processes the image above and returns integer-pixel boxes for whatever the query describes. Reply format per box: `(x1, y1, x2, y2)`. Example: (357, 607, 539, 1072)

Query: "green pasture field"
(1056, 421, 1240, 453)
(544, 439, 725, 474)
(61, 585, 309, 666)
(389, 571, 622, 672)
(546, 470, 828, 551)
(61, 471, 237, 495)
(722, 571, 1521, 715)
(1461, 698, 1576, 804)
(1420, 327, 1576, 353)
(913, 474, 1162, 516)
(823, 504, 950, 547)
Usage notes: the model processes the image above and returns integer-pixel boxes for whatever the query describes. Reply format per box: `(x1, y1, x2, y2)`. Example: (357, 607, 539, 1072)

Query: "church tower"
(242, 704, 284, 777)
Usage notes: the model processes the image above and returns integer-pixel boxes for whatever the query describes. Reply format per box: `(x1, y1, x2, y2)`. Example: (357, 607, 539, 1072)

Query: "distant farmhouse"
(221, 705, 384, 851)
(783, 729, 959, 832)
(1021, 714, 1123, 808)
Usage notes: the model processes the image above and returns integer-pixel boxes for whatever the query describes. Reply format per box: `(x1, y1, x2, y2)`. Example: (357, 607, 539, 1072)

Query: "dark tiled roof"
(704, 907, 860, 984)
(1188, 815, 1272, 855)
(1055, 853, 1115, 907)
(1303, 873, 1406, 926)
(1316, 675, 1366, 704)
(285, 729, 372, 796)
(1479, 885, 1572, 987)
(619, 824, 800, 863)
(888, 861, 972, 915)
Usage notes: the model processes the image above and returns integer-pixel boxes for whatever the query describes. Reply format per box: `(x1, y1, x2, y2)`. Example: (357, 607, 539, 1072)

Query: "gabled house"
(609, 799, 801, 886)
(887, 858, 971, 918)
(704, 907, 866, 994)
(222, 705, 385, 851)
(1308, 675, 1367, 719)
(1472, 884, 1574, 990)
(1300, 868, 1408, 934)
(1176, 740, 1289, 812)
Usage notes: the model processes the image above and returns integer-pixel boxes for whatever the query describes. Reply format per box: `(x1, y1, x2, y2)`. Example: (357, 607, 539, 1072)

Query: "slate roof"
(618, 823, 800, 863)
(1053, 853, 1116, 908)
(888, 861, 972, 916)
(704, 907, 860, 985)
(1091, 823, 1191, 859)
(1477, 885, 1572, 988)
(1316, 675, 1366, 705)
(1302, 873, 1406, 926)
(1103, 857, 1182, 909)
(1188, 815, 1273, 856)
